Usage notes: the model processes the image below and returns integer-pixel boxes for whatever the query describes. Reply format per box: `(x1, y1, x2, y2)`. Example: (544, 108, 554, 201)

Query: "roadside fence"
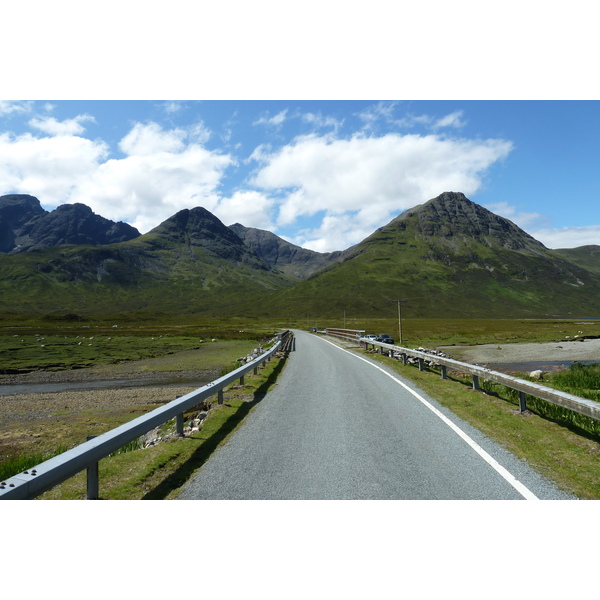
(0, 330, 294, 500)
(323, 328, 600, 423)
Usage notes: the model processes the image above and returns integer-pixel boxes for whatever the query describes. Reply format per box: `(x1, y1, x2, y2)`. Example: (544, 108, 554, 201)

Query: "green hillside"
(0, 209, 294, 316)
(2, 192, 600, 321)
(554, 245, 600, 276)
(251, 193, 600, 320)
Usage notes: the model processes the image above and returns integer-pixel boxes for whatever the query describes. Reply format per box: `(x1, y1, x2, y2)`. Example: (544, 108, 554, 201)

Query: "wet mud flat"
(438, 338, 600, 373)
(0, 369, 216, 397)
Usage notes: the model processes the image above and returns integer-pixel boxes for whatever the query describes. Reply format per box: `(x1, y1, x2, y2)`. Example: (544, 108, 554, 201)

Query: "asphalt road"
(178, 330, 574, 500)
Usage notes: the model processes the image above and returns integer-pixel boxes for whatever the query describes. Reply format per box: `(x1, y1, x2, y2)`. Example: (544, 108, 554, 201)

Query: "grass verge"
(37, 354, 287, 500)
(362, 348, 600, 499)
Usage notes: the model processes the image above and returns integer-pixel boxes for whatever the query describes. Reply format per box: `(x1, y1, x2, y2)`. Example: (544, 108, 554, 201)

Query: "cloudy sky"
(2, 2, 598, 254)
(1, 99, 599, 252)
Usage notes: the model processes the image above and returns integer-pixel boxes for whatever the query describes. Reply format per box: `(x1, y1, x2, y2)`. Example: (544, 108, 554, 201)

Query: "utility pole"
(397, 300, 407, 346)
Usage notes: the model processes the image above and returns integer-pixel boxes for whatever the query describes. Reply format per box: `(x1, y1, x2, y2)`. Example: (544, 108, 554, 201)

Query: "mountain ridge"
(228, 222, 350, 279)
(255, 191, 600, 319)
(0, 194, 140, 253)
(2, 191, 600, 318)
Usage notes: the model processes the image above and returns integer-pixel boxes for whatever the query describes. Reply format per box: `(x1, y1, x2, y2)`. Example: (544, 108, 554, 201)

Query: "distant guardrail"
(323, 328, 600, 422)
(0, 330, 294, 500)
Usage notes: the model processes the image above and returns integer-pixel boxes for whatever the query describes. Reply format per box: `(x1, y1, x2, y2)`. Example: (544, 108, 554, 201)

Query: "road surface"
(178, 330, 574, 500)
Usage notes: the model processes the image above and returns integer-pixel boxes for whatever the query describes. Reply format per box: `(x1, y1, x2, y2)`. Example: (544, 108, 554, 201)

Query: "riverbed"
(438, 337, 600, 373)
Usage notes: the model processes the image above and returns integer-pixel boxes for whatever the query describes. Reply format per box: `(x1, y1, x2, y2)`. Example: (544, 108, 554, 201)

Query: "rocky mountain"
(1, 190, 600, 319)
(146, 208, 271, 270)
(0, 194, 140, 253)
(257, 192, 600, 319)
(0, 203, 293, 315)
(229, 222, 348, 278)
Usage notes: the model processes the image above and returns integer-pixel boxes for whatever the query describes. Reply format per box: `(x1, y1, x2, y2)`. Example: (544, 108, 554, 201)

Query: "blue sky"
(2, 2, 598, 253)
(1, 99, 598, 252)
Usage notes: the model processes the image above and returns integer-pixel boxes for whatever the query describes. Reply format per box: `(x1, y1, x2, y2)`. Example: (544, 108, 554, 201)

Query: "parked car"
(363, 334, 378, 341)
(375, 334, 395, 344)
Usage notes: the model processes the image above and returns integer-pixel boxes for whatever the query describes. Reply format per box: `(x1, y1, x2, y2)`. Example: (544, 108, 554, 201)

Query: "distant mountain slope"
(2, 191, 600, 319)
(147, 207, 271, 270)
(257, 192, 600, 319)
(0, 206, 294, 315)
(0, 194, 140, 253)
(229, 222, 348, 278)
(554, 245, 600, 276)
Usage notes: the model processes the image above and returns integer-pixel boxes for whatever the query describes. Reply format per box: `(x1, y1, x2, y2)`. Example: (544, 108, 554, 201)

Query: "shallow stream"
(487, 360, 598, 374)
(0, 374, 211, 397)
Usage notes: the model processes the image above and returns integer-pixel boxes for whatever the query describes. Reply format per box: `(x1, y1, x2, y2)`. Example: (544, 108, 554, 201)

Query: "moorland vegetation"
(2, 190, 600, 498)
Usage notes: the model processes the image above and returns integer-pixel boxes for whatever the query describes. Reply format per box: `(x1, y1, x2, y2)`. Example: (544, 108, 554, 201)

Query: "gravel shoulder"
(438, 338, 600, 366)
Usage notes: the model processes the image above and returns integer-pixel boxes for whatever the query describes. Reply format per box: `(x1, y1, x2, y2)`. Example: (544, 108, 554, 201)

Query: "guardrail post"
(240, 374, 245, 385)
(418, 358, 424, 371)
(218, 389, 224, 405)
(402, 353, 407, 365)
(519, 391, 527, 412)
(175, 395, 184, 435)
(472, 375, 480, 391)
(86, 436, 98, 500)
(441, 365, 447, 379)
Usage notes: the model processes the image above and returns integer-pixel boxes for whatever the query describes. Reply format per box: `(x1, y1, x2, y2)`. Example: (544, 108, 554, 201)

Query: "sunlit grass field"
(2, 314, 599, 499)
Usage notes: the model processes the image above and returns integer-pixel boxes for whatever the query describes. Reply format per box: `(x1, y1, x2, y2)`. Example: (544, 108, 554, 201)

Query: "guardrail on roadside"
(0, 330, 294, 500)
(323, 329, 600, 422)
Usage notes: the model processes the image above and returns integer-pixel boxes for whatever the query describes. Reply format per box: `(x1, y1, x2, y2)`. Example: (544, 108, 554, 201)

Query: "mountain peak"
(229, 222, 348, 278)
(148, 207, 271, 268)
(391, 191, 546, 253)
(0, 195, 139, 253)
(149, 207, 243, 247)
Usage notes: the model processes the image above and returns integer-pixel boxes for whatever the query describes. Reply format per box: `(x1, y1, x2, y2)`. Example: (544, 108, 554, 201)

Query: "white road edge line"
(321, 338, 540, 500)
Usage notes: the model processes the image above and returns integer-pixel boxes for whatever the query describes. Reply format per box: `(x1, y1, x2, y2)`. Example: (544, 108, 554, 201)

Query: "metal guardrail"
(323, 329, 600, 422)
(0, 331, 294, 500)
(324, 328, 365, 342)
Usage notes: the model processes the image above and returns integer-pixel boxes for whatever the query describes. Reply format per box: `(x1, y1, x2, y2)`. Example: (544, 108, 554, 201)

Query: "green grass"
(0, 319, 280, 374)
(286, 317, 600, 349)
(548, 362, 600, 402)
(0, 445, 68, 481)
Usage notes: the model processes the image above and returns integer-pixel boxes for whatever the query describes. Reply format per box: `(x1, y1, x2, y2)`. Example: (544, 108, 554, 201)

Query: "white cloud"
(433, 110, 466, 129)
(0, 101, 33, 116)
(216, 190, 276, 231)
(28, 114, 96, 136)
(119, 122, 187, 155)
(71, 140, 233, 233)
(251, 132, 513, 250)
(161, 101, 185, 114)
(0, 131, 109, 204)
(528, 226, 600, 249)
(0, 121, 234, 233)
(357, 103, 466, 132)
(484, 201, 545, 229)
(356, 101, 398, 128)
(254, 109, 288, 127)
(300, 111, 343, 132)
(290, 213, 377, 253)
